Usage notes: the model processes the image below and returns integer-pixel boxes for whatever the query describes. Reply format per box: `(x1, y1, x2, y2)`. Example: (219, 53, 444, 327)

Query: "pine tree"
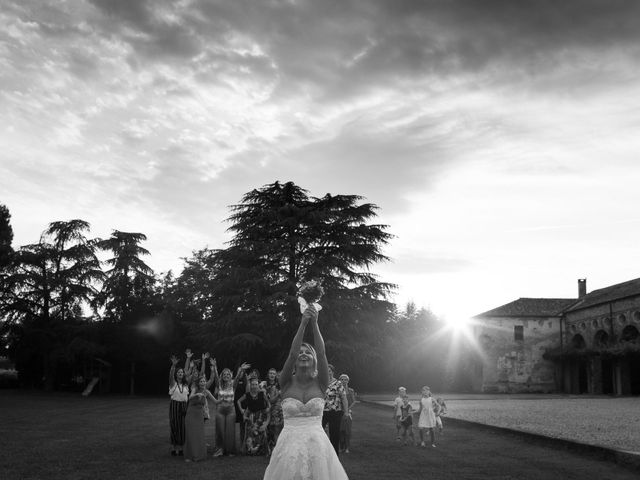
(0, 204, 13, 269)
(98, 231, 154, 322)
(1, 219, 102, 389)
(193, 181, 395, 379)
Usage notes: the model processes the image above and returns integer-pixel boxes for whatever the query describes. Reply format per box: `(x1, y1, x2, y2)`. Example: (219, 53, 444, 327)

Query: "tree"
(383, 302, 446, 390)
(98, 231, 154, 322)
(0, 220, 102, 389)
(40, 220, 104, 322)
(187, 181, 395, 386)
(97, 231, 157, 394)
(0, 204, 15, 352)
(0, 204, 13, 269)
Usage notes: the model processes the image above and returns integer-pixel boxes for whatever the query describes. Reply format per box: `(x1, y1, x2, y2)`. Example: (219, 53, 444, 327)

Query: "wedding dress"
(263, 397, 349, 480)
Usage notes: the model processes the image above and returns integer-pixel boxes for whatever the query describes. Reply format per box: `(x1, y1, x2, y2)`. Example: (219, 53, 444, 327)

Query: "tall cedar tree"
(0, 220, 102, 389)
(0, 204, 15, 351)
(98, 231, 154, 322)
(97, 231, 158, 394)
(0, 204, 13, 269)
(195, 181, 395, 382)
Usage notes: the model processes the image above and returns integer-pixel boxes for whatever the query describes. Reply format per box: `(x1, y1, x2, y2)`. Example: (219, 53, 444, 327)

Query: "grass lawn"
(0, 390, 637, 480)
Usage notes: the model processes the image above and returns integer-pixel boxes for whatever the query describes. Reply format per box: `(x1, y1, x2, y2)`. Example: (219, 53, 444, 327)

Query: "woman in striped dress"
(169, 355, 190, 456)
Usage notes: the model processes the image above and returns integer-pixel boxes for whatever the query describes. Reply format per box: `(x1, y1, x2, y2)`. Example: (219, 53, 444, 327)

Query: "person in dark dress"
(184, 375, 217, 462)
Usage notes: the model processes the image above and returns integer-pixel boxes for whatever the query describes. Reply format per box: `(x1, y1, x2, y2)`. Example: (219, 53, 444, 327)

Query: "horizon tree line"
(0, 182, 475, 393)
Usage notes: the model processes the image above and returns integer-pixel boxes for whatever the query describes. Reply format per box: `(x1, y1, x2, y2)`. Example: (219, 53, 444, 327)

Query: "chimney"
(578, 278, 587, 298)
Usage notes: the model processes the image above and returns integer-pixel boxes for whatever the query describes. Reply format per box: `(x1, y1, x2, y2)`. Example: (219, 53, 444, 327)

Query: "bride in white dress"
(263, 305, 349, 480)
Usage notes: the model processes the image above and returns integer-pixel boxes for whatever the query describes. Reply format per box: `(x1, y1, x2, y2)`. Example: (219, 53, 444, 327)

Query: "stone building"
(472, 298, 575, 393)
(562, 278, 640, 395)
(472, 278, 640, 395)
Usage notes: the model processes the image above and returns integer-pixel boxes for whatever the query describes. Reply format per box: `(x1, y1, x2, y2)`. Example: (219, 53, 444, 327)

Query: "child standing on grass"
(399, 396, 415, 446)
(417, 386, 437, 448)
(435, 397, 447, 434)
(393, 386, 407, 441)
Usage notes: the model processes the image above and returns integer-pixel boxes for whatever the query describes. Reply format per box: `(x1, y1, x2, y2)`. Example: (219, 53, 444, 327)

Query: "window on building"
(514, 325, 524, 341)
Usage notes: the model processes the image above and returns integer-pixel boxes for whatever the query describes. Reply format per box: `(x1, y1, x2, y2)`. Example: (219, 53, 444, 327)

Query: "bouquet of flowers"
(297, 279, 324, 313)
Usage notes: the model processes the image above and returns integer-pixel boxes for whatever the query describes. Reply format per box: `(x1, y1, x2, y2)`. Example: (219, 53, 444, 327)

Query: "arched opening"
(569, 334, 588, 393)
(620, 326, 640, 395)
(621, 325, 639, 342)
(594, 330, 609, 347)
(571, 334, 586, 349)
(593, 330, 612, 394)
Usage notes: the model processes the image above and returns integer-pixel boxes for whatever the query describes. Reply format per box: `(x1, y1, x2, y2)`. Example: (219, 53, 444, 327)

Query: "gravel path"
(367, 395, 640, 453)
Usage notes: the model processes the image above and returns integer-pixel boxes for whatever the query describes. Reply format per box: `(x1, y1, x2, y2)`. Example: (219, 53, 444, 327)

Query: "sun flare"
(442, 315, 470, 333)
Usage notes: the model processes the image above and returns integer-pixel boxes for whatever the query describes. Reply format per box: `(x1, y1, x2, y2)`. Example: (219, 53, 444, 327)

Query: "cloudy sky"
(2, 0, 640, 321)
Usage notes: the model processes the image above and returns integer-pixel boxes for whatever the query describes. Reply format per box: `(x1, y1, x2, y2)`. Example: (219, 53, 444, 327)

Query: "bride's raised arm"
(309, 308, 329, 389)
(279, 308, 312, 389)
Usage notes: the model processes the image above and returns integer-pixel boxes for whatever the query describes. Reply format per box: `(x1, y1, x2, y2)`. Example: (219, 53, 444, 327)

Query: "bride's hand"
(302, 306, 318, 323)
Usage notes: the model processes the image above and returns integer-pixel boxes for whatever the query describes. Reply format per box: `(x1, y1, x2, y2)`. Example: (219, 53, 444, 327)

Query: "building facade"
(562, 278, 640, 395)
(473, 278, 640, 395)
(472, 298, 575, 393)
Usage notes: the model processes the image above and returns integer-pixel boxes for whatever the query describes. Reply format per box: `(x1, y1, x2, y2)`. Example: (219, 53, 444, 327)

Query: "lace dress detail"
(263, 397, 349, 480)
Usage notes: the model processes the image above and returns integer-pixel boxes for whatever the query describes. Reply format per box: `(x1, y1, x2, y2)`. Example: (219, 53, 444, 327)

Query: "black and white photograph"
(1, 1, 639, 479)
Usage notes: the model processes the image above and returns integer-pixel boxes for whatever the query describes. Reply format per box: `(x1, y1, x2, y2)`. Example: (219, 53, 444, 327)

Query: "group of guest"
(393, 386, 447, 448)
(168, 349, 356, 462)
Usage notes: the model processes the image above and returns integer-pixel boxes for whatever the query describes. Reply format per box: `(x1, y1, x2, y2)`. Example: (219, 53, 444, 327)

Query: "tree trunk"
(129, 361, 135, 396)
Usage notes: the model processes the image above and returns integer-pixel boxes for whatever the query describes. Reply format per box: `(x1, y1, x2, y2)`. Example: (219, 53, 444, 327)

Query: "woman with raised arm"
(184, 374, 218, 462)
(263, 302, 349, 479)
(234, 361, 251, 445)
(168, 354, 189, 456)
(213, 361, 250, 457)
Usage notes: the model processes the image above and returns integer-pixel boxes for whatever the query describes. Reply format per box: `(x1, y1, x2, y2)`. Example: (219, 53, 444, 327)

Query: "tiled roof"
(474, 298, 577, 318)
(566, 277, 640, 312)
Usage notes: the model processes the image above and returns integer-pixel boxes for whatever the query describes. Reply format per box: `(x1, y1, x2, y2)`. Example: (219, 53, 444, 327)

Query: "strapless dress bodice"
(281, 397, 325, 428)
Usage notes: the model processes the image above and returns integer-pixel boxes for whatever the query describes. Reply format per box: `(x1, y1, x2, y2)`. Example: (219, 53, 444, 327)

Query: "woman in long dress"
(184, 375, 217, 462)
(263, 305, 349, 479)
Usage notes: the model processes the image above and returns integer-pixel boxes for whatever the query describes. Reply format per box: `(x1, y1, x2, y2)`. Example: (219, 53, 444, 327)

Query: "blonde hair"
(293, 342, 318, 377)
(220, 368, 233, 389)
